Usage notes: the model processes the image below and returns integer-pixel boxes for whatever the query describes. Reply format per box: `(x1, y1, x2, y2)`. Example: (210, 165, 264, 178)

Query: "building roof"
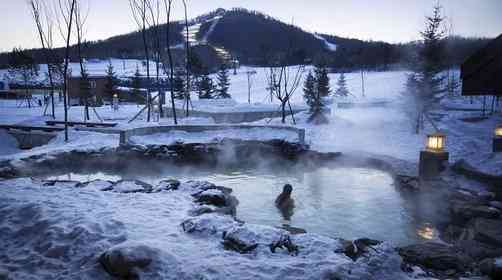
(461, 34, 502, 96)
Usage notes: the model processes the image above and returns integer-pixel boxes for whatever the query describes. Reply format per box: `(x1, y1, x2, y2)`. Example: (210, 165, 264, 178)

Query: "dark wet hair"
(283, 184, 293, 194)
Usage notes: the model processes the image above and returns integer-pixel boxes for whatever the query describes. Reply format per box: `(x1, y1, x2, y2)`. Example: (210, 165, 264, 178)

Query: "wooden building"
(461, 34, 502, 97)
(68, 75, 109, 106)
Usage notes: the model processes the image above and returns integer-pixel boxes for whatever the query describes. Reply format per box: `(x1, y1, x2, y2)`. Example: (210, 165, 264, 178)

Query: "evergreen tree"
(304, 70, 328, 125)
(303, 71, 316, 109)
(8, 48, 39, 108)
(315, 63, 331, 97)
(405, 3, 447, 133)
(173, 71, 185, 100)
(197, 74, 214, 99)
(215, 65, 231, 99)
(334, 73, 350, 97)
(131, 65, 143, 100)
(79, 68, 91, 106)
(104, 62, 117, 100)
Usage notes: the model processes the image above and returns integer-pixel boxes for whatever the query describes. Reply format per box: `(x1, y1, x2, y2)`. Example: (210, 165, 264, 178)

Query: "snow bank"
(0, 129, 20, 156)
(129, 128, 300, 146)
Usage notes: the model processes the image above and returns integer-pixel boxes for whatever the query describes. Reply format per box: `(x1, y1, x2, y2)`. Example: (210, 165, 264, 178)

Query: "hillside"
(0, 8, 492, 71)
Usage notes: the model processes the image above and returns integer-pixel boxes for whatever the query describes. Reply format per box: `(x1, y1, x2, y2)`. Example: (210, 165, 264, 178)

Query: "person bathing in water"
(275, 184, 295, 220)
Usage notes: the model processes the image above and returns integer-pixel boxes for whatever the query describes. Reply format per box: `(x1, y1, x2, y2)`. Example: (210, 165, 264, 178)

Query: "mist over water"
(45, 158, 445, 246)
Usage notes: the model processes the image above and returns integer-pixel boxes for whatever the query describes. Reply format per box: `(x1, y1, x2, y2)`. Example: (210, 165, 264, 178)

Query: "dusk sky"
(1, 0, 501, 52)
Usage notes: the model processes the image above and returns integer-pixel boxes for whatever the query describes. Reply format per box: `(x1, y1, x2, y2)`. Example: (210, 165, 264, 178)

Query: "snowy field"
(1, 63, 501, 174)
(1, 64, 502, 279)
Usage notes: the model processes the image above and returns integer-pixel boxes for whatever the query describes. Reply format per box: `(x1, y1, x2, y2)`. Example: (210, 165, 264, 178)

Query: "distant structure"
(461, 34, 502, 98)
(68, 75, 107, 106)
(0, 79, 9, 92)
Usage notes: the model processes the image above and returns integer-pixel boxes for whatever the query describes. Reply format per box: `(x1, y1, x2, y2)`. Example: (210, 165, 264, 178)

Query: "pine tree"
(104, 62, 117, 101)
(303, 71, 316, 110)
(215, 65, 231, 99)
(334, 73, 350, 97)
(131, 65, 142, 100)
(8, 48, 39, 108)
(304, 70, 328, 125)
(197, 74, 214, 99)
(315, 63, 331, 97)
(405, 3, 447, 133)
(173, 71, 185, 100)
(79, 68, 91, 105)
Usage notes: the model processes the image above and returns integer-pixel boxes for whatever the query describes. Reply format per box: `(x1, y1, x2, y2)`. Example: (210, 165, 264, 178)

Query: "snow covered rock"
(78, 179, 114, 191)
(152, 179, 181, 192)
(110, 180, 153, 193)
(181, 213, 238, 236)
(193, 189, 228, 207)
(222, 224, 292, 254)
(450, 201, 501, 221)
(0, 166, 16, 179)
(479, 257, 502, 279)
(335, 238, 382, 261)
(468, 218, 502, 247)
(489, 201, 502, 210)
(42, 180, 81, 188)
(398, 242, 473, 273)
(99, 241, 159, 278)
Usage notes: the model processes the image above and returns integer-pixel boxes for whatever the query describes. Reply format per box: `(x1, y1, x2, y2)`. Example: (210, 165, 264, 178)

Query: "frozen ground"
(1, 66, 501, 174)
(0, 178, 427, 279)
(0, 66, 501, 279)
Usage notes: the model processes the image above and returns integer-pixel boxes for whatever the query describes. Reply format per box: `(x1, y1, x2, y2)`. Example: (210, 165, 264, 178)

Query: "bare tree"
(182, 0, 191, 117)
(162, 0, 177, 124)
(269, 63, 304, 124)
(130, 0, 152, 122)
(74, 0, 91, 121)
(55, 0, 76, 141)
(146, 0, 164, 118)
(29, 0, 57, 119)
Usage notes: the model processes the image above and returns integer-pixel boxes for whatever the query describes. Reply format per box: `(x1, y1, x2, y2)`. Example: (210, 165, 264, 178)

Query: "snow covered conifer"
(334, 73, 350, 97)
(197, 74, 214, 99)
(104, 62, 117, 101)
(131, 65, 143, 99)
(173, 71, 185, 100)
(303, 71, 316, 110)
(215, 65, 231, 99)
(315, 63, 331, 97)
(79, 67, 91, 106)
(304, 70, 329, 125)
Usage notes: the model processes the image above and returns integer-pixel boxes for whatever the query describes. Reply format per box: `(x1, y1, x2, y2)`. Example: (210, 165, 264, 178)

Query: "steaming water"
(46, 163, 441, 246)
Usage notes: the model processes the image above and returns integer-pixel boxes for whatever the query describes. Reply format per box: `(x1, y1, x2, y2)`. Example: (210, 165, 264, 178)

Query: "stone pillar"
(493, 137, 502, 153)
(419, 150, 449, 179)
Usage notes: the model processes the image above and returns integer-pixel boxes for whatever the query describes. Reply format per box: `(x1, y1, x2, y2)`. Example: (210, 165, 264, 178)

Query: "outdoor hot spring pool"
(44, 162, 444, 246)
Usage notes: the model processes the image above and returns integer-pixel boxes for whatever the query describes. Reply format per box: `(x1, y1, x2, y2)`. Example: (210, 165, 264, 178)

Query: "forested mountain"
(0, 8, 493, 71)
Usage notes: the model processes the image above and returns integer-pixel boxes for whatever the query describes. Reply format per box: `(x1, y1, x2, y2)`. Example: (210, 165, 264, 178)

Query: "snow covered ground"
(1, 66, 501, 174)
(1, 65, 501, 279)
(0, 178, 425, 279)
(130, 128, 299, 146)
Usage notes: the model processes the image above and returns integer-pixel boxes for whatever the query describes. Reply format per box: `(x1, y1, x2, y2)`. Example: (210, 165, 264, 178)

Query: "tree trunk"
(281, 101, 287, 124)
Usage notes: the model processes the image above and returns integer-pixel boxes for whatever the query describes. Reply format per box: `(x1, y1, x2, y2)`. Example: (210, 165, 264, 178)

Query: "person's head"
(283, 184, 293, 195)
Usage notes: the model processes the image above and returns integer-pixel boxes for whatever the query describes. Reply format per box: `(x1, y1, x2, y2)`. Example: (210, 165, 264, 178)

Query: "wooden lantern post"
(419, 133, 449, 179)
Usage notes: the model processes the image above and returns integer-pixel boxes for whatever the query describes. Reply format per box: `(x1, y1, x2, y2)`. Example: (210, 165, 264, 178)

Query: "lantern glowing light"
(426, 133, 446, 152)
(495, 125, 502, 137)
